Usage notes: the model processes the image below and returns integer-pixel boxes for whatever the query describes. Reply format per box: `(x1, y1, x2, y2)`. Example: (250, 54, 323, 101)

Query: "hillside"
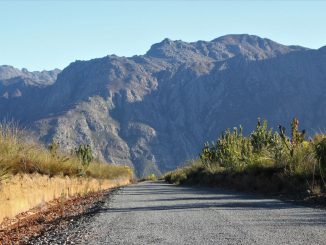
(1, 34, 326, 176)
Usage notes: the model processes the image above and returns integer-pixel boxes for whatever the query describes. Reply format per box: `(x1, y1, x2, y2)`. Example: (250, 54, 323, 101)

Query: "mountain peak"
(1, 34, 326, 176)
(145, 38, 189, 59)
(145, 34, 307, 61)
(0, 65, 61, 87)
(161, 38, 173, 44)
(212, 34, 268, 43)
(212, 34, 308, 54)
(0, 65, 24, 80)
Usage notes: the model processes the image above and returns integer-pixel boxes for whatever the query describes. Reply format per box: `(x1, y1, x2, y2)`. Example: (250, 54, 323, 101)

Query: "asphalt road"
(31, 181, 326, 244)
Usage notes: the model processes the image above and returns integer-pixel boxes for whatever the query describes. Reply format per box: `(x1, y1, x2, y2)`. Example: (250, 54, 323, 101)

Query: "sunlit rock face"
(2, 34, 326, 176)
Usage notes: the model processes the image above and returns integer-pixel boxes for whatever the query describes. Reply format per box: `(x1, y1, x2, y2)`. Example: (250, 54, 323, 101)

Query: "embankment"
(0, 174, 131, 224)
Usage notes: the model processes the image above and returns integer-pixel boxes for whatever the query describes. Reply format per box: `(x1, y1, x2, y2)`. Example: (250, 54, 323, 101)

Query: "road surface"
(32, 181, 326, 244)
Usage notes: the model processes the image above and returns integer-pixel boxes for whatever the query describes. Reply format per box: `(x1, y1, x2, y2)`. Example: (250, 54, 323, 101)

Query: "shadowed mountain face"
(1, 34, 326, 176)
(0, 66, 61, 122)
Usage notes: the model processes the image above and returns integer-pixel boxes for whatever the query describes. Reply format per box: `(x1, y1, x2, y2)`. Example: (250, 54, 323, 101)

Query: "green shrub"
(75, 144, 93, 167)
(250, 118, 273, 153)
(315, 137, 326, 171)
(169, 118, 325, 196)
(140, 173, 158, 181)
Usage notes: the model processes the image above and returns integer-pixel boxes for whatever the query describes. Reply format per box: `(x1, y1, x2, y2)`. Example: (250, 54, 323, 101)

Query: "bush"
(0, 123, 133, 180)
(140, 174, 158, 181)
(250, 118, 274, 153)
(315, 137, 326, 171)
(168, 118, 325, 196)
(75, 144, 93, 167)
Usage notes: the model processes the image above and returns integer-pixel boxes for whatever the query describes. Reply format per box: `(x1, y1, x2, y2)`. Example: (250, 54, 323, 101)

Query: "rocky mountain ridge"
(1, 34, 326, 176)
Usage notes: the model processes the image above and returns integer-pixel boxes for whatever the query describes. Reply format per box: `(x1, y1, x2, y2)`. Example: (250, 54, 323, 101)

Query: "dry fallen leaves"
(0, 190, 107, 244)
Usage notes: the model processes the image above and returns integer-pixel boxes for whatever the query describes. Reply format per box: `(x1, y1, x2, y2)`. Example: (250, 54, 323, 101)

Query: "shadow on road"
(101, 181, 326, 226)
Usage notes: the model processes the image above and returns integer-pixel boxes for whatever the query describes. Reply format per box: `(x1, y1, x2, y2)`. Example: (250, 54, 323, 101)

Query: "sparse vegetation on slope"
(165, 118, 326, 199)
(0, 122, 132, 179)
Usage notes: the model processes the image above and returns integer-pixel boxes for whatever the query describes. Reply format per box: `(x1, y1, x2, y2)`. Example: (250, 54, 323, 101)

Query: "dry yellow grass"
(0, 123, 134, 224)
(0, 122, 132, 179)
(0, 174, 131, 224)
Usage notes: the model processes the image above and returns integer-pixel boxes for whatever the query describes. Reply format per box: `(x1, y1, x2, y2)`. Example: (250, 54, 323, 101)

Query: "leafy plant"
(291, 118, 305, 146)
(250, 118, 273, 153)
(315, 137, 326, 171)
(75, 144, 93, 167)
(277, 118, 306, 172)
(199, 142, 217, 170)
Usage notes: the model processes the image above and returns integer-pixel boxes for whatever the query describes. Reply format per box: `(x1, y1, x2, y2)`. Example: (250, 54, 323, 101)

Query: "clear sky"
(0, 0, 325, 71)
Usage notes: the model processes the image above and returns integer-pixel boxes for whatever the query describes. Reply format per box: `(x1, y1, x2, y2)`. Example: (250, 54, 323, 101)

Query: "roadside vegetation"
(165, 118, 326, 198)
(0, 122, 133, 224)
(140, 173, 158, 181)
(0, 122, 132, 180)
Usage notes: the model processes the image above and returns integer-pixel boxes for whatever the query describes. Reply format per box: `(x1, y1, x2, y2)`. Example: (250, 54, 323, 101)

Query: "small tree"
(277, 118, 306, 172)
(291, 118, 305, 146)
(75, 144, 93, 167)
(250, 118, 273, 153)
(199, 142, 217, 169)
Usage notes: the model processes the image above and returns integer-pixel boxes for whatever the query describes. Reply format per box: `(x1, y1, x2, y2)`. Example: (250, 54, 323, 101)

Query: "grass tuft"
(0, 122, 132, 180)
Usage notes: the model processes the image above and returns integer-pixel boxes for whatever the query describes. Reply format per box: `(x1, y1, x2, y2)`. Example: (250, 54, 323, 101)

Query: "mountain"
(1, 34, 326, 176)
(0, 66, 61, 121)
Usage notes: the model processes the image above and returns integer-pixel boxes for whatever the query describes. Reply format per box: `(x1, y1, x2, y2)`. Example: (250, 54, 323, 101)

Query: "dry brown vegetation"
(0, 122, 133, 225)
(0, 122, 132, 179)
(0, 174, 130, 224)
(0, 189, 113, 244)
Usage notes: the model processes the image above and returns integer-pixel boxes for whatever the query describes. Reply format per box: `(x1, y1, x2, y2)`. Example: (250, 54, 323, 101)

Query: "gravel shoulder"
(30, 181, 326, 245)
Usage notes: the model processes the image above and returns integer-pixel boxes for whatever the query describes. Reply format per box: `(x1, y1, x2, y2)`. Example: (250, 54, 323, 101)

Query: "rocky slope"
(1, 34, 326, 176)
(0, 66, 60, 122)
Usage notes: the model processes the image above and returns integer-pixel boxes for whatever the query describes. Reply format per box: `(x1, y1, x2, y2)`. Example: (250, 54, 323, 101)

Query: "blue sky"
(0, 1, 325, 71)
